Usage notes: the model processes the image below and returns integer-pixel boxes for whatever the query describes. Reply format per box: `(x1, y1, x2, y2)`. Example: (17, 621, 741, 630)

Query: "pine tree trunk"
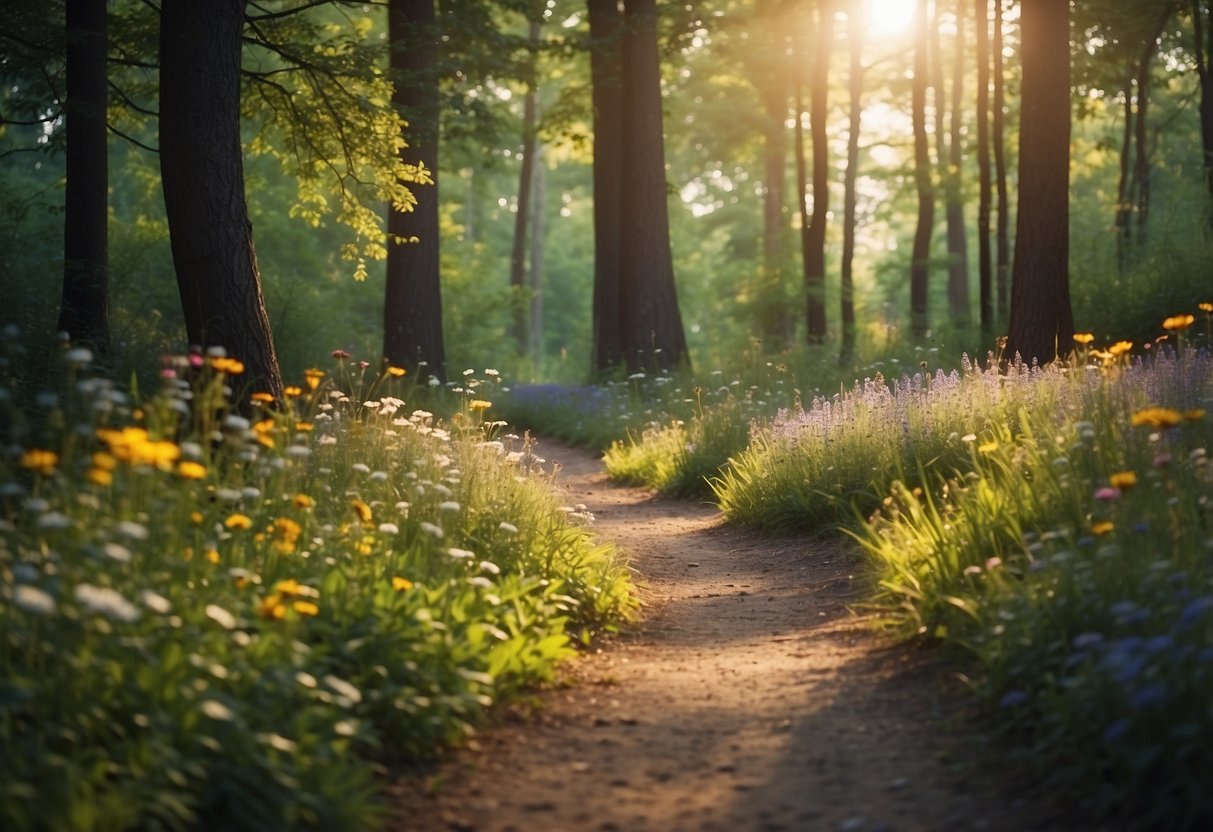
(1116, 81, 1133, 268)
(760, 83, 790, 347)
(993, 0, 1009, 323)
(160, 0, 282, 399)
(910, 0, 934, 339)
(617, 0, 689, 372)
(510, 16, 541, 355)
(588, 0, 625, 374)
(945, 0, 970, 328)
(804, 1, 832, 345)
(1005, 0, 1072, 367)
(976, 0, 993, 334)
(840, 0, 863, 368)
(59, 0, 109, 351)
(385, 0, 446, 382)
(1197, 2, 1213, 217)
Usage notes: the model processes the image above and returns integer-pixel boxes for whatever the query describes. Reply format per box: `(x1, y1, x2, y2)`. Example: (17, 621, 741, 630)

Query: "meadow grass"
(0, 344, 634, 830)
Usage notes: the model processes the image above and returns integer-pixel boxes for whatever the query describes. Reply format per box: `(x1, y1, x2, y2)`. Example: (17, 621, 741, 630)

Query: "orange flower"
(272, 517, 302, 553)
(1162, 314, 1195, 331)
(250, 392, 275, 405)
(86, 467, 113, 487)
(257, 594, 286, 620)
(387, 366, 407, 377)
(1130, 407, 1183, 429)
(292, 600, 319, 617)
(1108, 471, 1137, 490)
(1200, 302, 1213, 313)
(392, 576, 414, 592)
(225, 513, 253, 530)
(1091, 520, 1115, 536)
(1072, 332, 1095, 345)
(283, 385, 303, 398)
(352, 499, 373, 523)
(19, 449, 58, 475)
(1107, 340, 1133, 357)
(1186, 408, 1207, 421)
(292, 493, 315, 509)
(211, 356, 245, 374)
(304, 369, 325, 391)
(469, 399, 492, 411)
(177, 461, 207, 480)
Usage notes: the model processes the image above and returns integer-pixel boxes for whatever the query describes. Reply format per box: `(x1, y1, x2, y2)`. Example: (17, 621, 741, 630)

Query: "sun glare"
(865, 0, 916, 39)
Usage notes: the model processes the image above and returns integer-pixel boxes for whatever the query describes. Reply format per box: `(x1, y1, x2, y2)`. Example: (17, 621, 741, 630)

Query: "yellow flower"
(225, 513, 253, 530)
(272, 517, 302, 553)
(977, 441, 999, 454)
(292, 600, 319, 617)
(190, 511, 204, 524)
(86, 468, 113, 487)
(92, 451, 118, 471)
(292, 493, 315, 509)
(1130, 407, 1183, 429)
(252, 419, 276, 449)
(211, 356, 245, 375)
(1072, 332, 1095, 345)
(387, 366, 407, 377)
(283, 385, 303, 398)
(1186, 408, 1206, 421)
(392, 576, 414, 592)
(177, 461, 207, 480)
(273, 578, 302, 597)
(304, 369, 325, 391)
(355, 535, 375, 556)
(352, 499, 373, 523)
(294, 421, 313, 432)
(1091, 520, 1115, 536)
(19, 449, 58, 475)
(1200, 302, 1213, 313)
(205, 548, 221, 564)
(257, 594, 286, 620)
(1108, 471, 1138, 490)
(469, 399, 492, 411)
(1107, 340, 1133, 357)
(250, 392, 275, 405)
(1162, 314, 1195, 331)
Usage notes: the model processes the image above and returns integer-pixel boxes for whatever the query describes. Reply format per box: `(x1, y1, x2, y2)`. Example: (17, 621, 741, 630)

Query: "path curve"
(388, 438, 1062, 832)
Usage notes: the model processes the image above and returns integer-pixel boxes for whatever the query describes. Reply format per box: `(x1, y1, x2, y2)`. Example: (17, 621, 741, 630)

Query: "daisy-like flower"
(225, 513, 253, 530)
(1130, 407, 1183, 429)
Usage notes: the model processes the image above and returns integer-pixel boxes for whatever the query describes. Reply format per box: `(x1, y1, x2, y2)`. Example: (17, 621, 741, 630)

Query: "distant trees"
(160, 0, 282, 397)
(1005, 0, 1073, 365)
(910, 0, 934, 339)
(798, 0, 833, 345)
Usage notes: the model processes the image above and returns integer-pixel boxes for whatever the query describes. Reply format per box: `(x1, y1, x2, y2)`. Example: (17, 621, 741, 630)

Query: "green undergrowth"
(0, 346, 634, 830)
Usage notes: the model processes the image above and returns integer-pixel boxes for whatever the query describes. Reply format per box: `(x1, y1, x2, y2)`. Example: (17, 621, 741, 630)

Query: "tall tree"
(993, 0, 1009, 322)
(510, 9, 542, 355)
(588, 0, 624, 373)
(385, 0, 446, 382)
(976, 0, 993, 333)
(528, 147, 546, 365)
(58, 0, 109, 350)
(840, 0, 864, 367)
(616, 0, 690, 372)
(160, 0, 282, 397)
(943, 0, 970, 328)
(1196, 1, 1213, 218)
(909, 0, 935, 339)
(800, 0, 833, 345)
(1004, 0, 1073, 365)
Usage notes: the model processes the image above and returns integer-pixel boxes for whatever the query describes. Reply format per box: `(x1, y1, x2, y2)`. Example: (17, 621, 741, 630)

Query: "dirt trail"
(389, 439, 1062, 832)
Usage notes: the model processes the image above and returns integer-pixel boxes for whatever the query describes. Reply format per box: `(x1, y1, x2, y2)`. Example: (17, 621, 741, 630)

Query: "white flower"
(468, 576, 493, 588)
(14, 585, 56, 616)
(64, 347, 93, 366)
(200, 699, 234, 721)
(325, 675, 362, 706)
(318, 435, 338, 445)
(438, 501, 461, 513)
(103, 542, 132, 563)
(74, 584, 140, 623)
(377, 522, 399, 535)
(447, 547, 475, 560)
(205, 604, 238, 630)
(223, 415, 251, 431)
(352, 462, 371, 474)
(479, 560, 501, 575)
(370, 471, 388, 482)
(36, 512, 71, 530)
(498, 522, 518, 535)
(115, 521, 149, 541)
(140, 590, 172, 614)
(420, 522, 444, 539)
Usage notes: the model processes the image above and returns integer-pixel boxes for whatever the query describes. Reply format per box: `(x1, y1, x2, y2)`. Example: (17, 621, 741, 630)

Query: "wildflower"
(304, 369, 325, 390)
(1130, 407, 1183, 429)
(1185, 408, 1207, 421)
(978, 441, 999, 454)
(377, 522, 399, 534)
(205, 548, 221, 564)
(1109, 471, 1138, 490)
(1200, 302, 1213, 313)
(1072, 332, 1094, 345)
(1094, 486, 1120, 501)
(211, 356, 245, 374)
(469, 399, 492, 411)
(420, 522, 444, 539)
(19, 449, 58, 476)
(201, 700, 234, 721)
(447, 547, 475, 559)
(14, 585, 56, 616)
(499, 521, 518, 535)
(87, 467, 113, 486)
(250, 392, 275, 405)
(177, 460, 207, 480)
(257, 594, 287, 620)
(225, 513, 253, 530)
(351, 499, 372, 523)
(1162, 314, 1195, 331)
(272, 517, 302, 553)
(292, 493, 315, 509)
(74, 584, 140, 623)
(206, 604, 238, 629)
(1108, 340, 1133, 357)
(295, 421, 313, 432)
(1091, 520, 1115, 536)
(438, 501, 461, 513)
(64, 347, 93, 366)
(283, 385, 303, 398)
(292, 600, 319, 616)
(331, 349, 351, 360)
(115, 521, 149, 541)
(392, 576, 414, 592)
(387, 365, 406, 377)
(103, 542, 132, 563)
(190, 511, 205, 524)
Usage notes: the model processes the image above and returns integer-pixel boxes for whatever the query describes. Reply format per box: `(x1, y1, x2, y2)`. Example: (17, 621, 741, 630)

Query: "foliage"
(0, 343, 633, 830)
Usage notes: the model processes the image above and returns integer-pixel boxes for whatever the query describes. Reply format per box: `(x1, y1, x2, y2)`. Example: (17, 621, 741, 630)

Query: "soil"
(387, 438, 1068, 832)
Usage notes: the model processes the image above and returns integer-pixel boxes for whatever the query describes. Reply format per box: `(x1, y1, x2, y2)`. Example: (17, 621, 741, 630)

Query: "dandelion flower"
(250, 392, 275, 404)
(257, 594, 287, 620)
(1200, 302, 1213, 313)
(1185, 408, 1206, 421)
(293, 493, 315, 509)
(211, 356, 245, 374)
(978, 441, 999, 454)
(1108, 340, 1133, 357)
(351, 499, 373, 523)
(304, 368, 325, 390)
(469, 399, 492, 411)
(392, 576, 414, 592)
(283, 385, 303, 398)
(86, 467, 113, 486)
(225, 513, 253, 530)
(177, 460, 207, 480)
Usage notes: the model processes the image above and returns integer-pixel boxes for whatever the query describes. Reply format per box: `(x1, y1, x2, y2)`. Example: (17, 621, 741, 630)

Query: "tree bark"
(1004, 0, 1072, 367)
(588, 0, 624, 373)
(840, 0, 863, 368)
(1195, 1, 1213, 217)
(510, 15, 541, 355)
(804, 1, 833, 345)
(910, 0, 934, 339)
(617, 0, 689, 372)
(529, 149, 546, 365)
(945, 0, 970, 328)
(976, 0, 993, 334)
(759, 81, 790, 346)
(1132, 13, 1168, 244)
(59, 0, 109, 351)
(1115, 78, 1134, 265)
(385, 0, 446, 382)
(160, 0, 282, 398)
(993, 0, 1009, 322)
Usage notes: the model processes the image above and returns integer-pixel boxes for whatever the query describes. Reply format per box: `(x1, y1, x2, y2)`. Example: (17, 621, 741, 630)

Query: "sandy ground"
(387, 439, 1069, 832)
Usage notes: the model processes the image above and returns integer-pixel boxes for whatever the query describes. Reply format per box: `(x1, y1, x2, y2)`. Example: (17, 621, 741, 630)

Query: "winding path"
(389, 439, 1063, 832)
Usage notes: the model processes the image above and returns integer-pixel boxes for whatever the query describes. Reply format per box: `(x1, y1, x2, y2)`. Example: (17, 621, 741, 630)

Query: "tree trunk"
(993, 0, 1009, 322)
(976, 0, 993, 334)
(1195, 1, 1213, 219)
(588, 0, 624, 374)
(840, 0, 863, 368)
(160, 0, 282, 398)
(510, 15, 541, 355)
(617, 0, 689, 372)
(1132, 13, 1168, 244)
(59, 0, 109, 351)
(804, 1, 832, 345)
(910, 0, 934, 339)
(385, 0, 446, 382)
(1115, 80, 1133, 266)
(529, 149, 546, 365)
(759, 82, 790, 347)
(945, 0, 970, 328)
(1004, 0, 1072, 366)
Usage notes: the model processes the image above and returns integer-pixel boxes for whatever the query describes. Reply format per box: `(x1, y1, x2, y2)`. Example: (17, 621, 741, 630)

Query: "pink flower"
(1094, 487, 1120, 501)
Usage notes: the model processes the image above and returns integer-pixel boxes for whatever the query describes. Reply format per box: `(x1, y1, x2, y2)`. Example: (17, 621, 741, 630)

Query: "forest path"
(388, 439, 1061, 832)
